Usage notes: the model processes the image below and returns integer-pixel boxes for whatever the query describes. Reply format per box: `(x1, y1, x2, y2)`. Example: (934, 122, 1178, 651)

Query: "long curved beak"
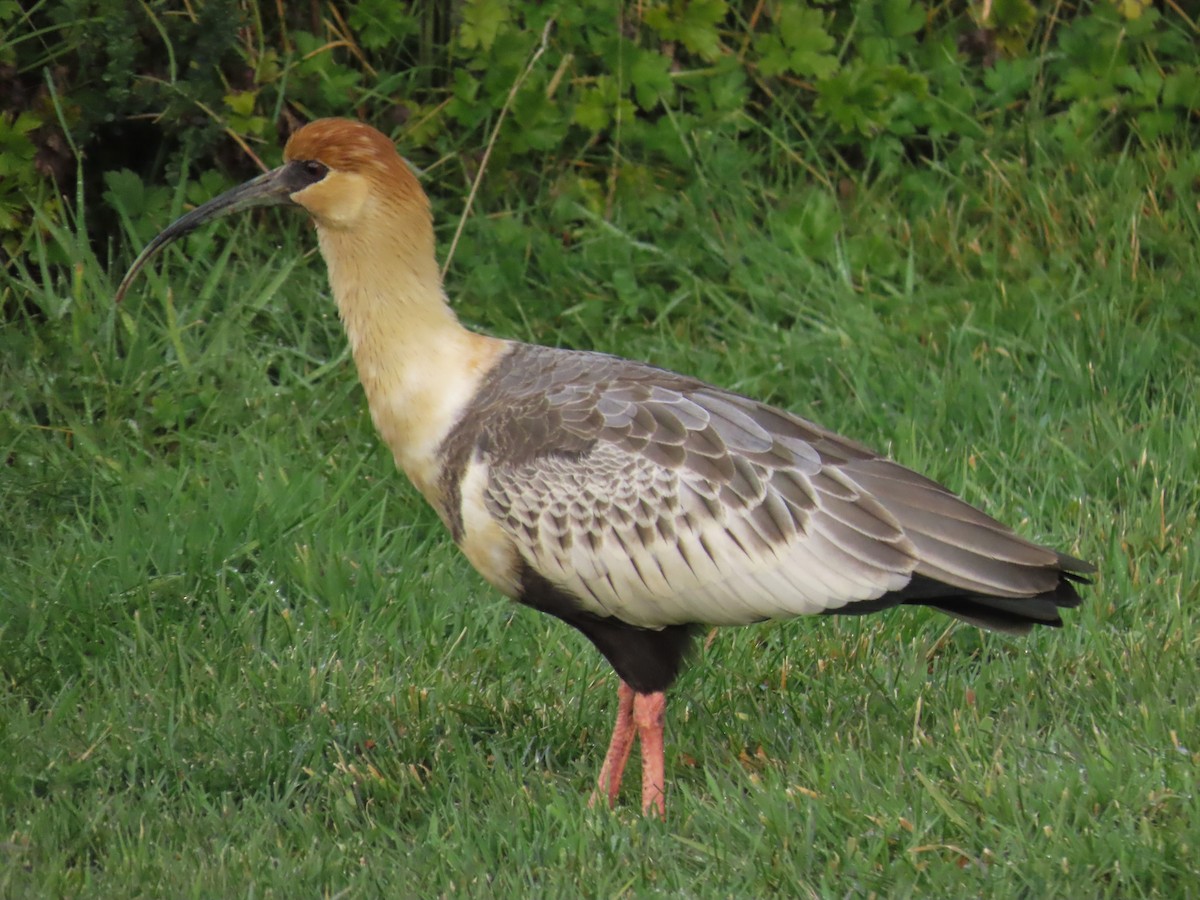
(115, 163, 305, 303)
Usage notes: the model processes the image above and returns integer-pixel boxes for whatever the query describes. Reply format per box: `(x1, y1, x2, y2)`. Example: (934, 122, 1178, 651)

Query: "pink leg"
(589, 680, 636, 808)
(633, 691, 667, 819)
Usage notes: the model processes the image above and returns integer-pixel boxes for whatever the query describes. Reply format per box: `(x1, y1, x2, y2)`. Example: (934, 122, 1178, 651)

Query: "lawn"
(2, 122, 1197, 896)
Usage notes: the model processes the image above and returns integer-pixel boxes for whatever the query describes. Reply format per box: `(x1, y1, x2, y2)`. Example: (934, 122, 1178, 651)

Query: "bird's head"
(115, 118, 427, 302)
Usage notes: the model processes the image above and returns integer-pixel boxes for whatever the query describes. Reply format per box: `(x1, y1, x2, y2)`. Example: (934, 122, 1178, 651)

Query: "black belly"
(516, 563, 698, 694)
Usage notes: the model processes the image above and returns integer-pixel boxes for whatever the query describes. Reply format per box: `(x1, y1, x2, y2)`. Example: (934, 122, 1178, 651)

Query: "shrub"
(0, 0, 1196, 274)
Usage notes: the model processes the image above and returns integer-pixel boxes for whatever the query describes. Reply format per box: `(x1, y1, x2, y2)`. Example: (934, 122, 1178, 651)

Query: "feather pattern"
(438, 343, 1089, 634)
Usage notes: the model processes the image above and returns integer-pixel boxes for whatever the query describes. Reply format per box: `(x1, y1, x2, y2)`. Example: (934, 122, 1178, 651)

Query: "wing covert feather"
(441, 345, 1078, 629)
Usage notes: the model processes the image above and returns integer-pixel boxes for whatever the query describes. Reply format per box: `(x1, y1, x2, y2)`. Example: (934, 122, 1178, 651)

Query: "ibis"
(117, 118, 1092, 818)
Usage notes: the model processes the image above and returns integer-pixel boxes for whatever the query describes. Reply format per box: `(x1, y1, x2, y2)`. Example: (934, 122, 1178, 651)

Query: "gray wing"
(443, 344, 1083, 629)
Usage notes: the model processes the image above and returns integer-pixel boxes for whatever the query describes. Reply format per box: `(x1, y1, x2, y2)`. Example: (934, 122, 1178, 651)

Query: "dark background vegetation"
(4, 0, 1198, 273)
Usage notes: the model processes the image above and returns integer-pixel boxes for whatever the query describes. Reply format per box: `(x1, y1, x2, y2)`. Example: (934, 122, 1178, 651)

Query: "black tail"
(828, 554, 1093, 635)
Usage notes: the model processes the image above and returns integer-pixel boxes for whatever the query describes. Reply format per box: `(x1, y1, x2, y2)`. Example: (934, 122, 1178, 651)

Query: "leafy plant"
(0, 0, 1196, 285)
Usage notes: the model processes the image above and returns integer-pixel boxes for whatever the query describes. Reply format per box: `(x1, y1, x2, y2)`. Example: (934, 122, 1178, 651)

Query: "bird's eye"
(303, 160, 327, 179)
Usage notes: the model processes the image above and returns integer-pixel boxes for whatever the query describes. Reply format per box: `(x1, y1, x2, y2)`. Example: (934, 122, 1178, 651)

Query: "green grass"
(2, 125, 1198, 897)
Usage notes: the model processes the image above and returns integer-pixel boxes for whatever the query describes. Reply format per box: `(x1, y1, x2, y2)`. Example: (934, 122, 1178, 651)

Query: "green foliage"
(1054, 3, 1200, 145)
(459, 0, 513, 53)
(1, 0, 1197, 273)
(755, 5, 837, 79)
(0, 110, 59, 258)
(644, 0, 729, 60)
